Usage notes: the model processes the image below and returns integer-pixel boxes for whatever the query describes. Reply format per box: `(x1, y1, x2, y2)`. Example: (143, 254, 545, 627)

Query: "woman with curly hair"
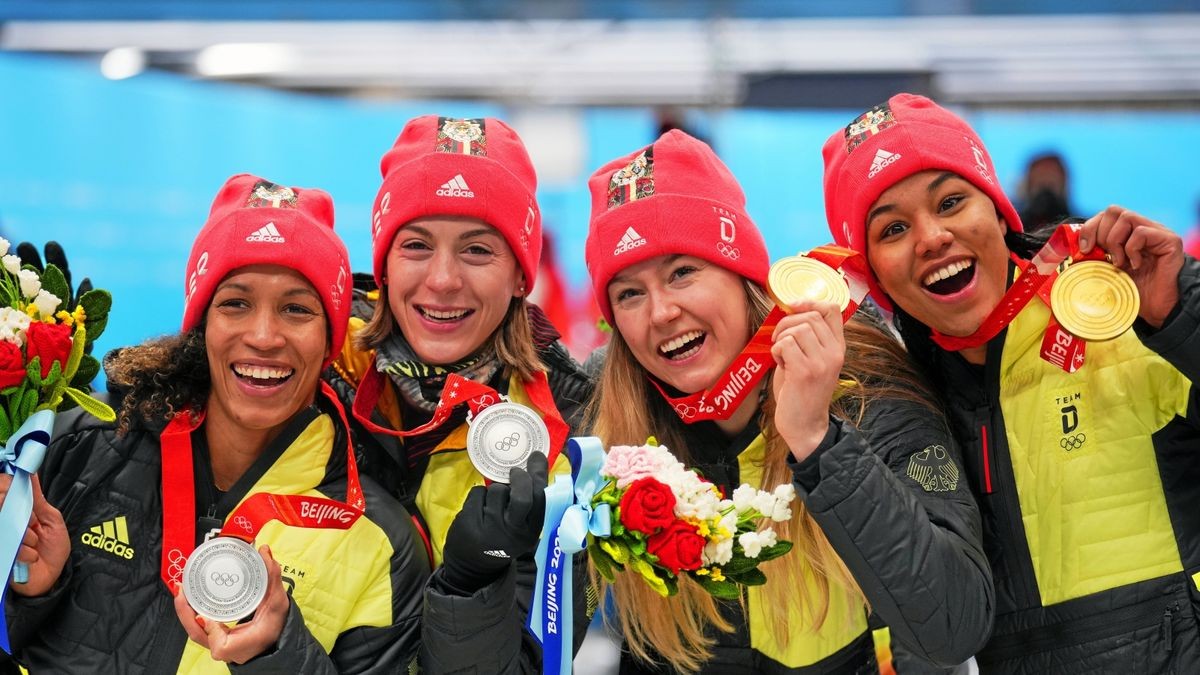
(583, 130, 993, 673)
(2, 174, 428, 673)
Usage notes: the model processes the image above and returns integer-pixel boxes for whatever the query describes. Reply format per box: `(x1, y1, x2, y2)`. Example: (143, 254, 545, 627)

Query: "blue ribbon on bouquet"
(0, 409, 55, 654)
(527, 436, 611, 675)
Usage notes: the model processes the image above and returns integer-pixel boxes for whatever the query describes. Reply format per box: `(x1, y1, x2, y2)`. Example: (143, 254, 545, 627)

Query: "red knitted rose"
(0, 341, 24, 388)
(25, 321, 72, 378)
(647, 520, 705, 573)
(618, 477, 677, 535)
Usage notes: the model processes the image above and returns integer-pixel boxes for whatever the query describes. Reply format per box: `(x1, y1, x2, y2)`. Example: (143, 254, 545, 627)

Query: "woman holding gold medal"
(2, 174, 428, 672)
(822, 93, 1200, 672)
(326, 116, 596, 672)
(583, 130, 994, 673)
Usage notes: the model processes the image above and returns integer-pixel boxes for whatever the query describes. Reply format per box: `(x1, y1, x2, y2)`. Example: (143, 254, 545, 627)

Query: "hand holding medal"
(159, 407, 366, 656)
(931, 221, 1147, 373)
(1049, 258, 1139, 341)
(353, 370, 565, 484)
(766, 245, 869, 322)
(173, 542, 289, 664)
(1076, 205, 1186, 330)
(467, 400, 551, 483)
(768, 256, 850, 315)
(766, 246, 867, 460)
(650, 246, 869, 425)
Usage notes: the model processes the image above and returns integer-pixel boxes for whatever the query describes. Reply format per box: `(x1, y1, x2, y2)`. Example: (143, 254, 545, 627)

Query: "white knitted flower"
(770, 484, 796, 522)
(739, 531, 766, 559)
(18, 269, 40, 299)
(0, 307, 31, 345)
(33, 290, 62, 319)
(668, 469, 722, 520)
(731, 484, 757, 511)
(703, 536, 734, 566)
(751, 490, 778, 519)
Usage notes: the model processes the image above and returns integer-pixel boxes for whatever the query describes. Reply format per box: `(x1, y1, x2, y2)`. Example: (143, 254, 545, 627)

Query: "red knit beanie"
(585, 130, 768, 323)
(182, 173, 353, 366)
(822, 93, 1023, 310)
(371, 116, 541, 291)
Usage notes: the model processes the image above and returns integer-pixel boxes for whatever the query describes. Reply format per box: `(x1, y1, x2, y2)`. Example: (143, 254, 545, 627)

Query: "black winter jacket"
(618, 393, 994, 673)
(325, 298, 597, 674)
(4, 397, 428, 674)
(923, 255, 1200, 674)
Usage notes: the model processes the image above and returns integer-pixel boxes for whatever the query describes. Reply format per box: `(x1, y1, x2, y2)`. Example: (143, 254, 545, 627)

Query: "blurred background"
(3, 1, 1200, 370)
(2, 1, 1198, 672)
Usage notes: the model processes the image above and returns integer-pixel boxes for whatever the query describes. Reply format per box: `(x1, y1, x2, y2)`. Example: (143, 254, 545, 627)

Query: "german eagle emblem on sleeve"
(906, 445, 959, 492)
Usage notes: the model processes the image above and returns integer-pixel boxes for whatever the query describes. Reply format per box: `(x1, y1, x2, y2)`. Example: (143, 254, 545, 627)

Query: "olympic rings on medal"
(494, 432, 522, 452)
(210, 571, 242, 586)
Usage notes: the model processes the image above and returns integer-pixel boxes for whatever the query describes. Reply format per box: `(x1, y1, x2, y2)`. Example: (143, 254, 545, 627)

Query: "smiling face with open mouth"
(385, 216, 524, 367)
(865, 170, 1011, 342)
(608, 254, 752, 395)
(204, 265, 328, 443)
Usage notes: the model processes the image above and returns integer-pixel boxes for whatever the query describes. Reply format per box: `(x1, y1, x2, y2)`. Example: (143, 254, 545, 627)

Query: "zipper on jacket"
(982, 343, 1039, 607)
(979, 424, 994, 494)
(1161, 602, 1177, 653)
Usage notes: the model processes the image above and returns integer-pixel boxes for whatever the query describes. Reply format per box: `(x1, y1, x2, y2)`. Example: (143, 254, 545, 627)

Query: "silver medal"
(466, 402, 550, 483)
(181, 537, 269, 622)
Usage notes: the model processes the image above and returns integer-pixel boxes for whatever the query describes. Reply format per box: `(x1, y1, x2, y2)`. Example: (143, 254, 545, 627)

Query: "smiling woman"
(864, 170, 1011, 362)
(822, 93, 1200, 673)
(2, 173, 429, 673)
(325, 116, 596, 672)
(203, 266, 330, 485)
(583, 130, 993, 674)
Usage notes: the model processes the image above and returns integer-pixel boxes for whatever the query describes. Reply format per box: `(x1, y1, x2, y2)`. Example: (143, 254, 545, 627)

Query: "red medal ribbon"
(653, 247, 868, 423)
(217, 493, 361, 542)
(651, 308, 784, 423)
(928, 223, 1105, 372)
(159, 386, 365, 589)
(353, 366, 568, 469)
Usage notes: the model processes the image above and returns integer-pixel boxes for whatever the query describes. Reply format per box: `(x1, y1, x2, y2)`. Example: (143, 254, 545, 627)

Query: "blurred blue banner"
(2, 52, 1197, 384)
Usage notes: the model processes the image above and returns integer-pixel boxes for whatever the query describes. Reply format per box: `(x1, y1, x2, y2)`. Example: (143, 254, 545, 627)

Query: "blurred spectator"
(528, 231, 581, 351)
(655, 106, 708, 147)
(1017, 151, 1077, 231)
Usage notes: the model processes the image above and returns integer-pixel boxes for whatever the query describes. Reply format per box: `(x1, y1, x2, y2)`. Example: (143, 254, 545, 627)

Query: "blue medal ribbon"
(527, 437, 611, 675)
(0, 409, 55, 654)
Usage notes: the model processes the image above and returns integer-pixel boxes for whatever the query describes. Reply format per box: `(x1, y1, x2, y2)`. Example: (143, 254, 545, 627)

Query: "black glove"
(439, 452, 548, 595)
(16, 240, 93, 309)
(17, 241, 108, 386)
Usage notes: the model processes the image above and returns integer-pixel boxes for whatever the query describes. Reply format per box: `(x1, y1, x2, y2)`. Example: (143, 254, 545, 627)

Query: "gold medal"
(1050, 260, 1140, 341)
(767, 255, 850, 313)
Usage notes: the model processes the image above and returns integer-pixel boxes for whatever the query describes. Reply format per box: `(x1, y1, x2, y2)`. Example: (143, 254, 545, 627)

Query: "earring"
(517, 285, 526, 296)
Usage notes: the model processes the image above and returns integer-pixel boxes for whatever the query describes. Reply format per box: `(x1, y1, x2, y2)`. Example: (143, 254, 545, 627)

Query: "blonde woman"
(583, 131, 993, 673)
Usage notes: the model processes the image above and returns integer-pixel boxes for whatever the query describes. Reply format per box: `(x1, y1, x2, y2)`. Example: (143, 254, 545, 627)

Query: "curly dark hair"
(104, 328, 211, 436)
